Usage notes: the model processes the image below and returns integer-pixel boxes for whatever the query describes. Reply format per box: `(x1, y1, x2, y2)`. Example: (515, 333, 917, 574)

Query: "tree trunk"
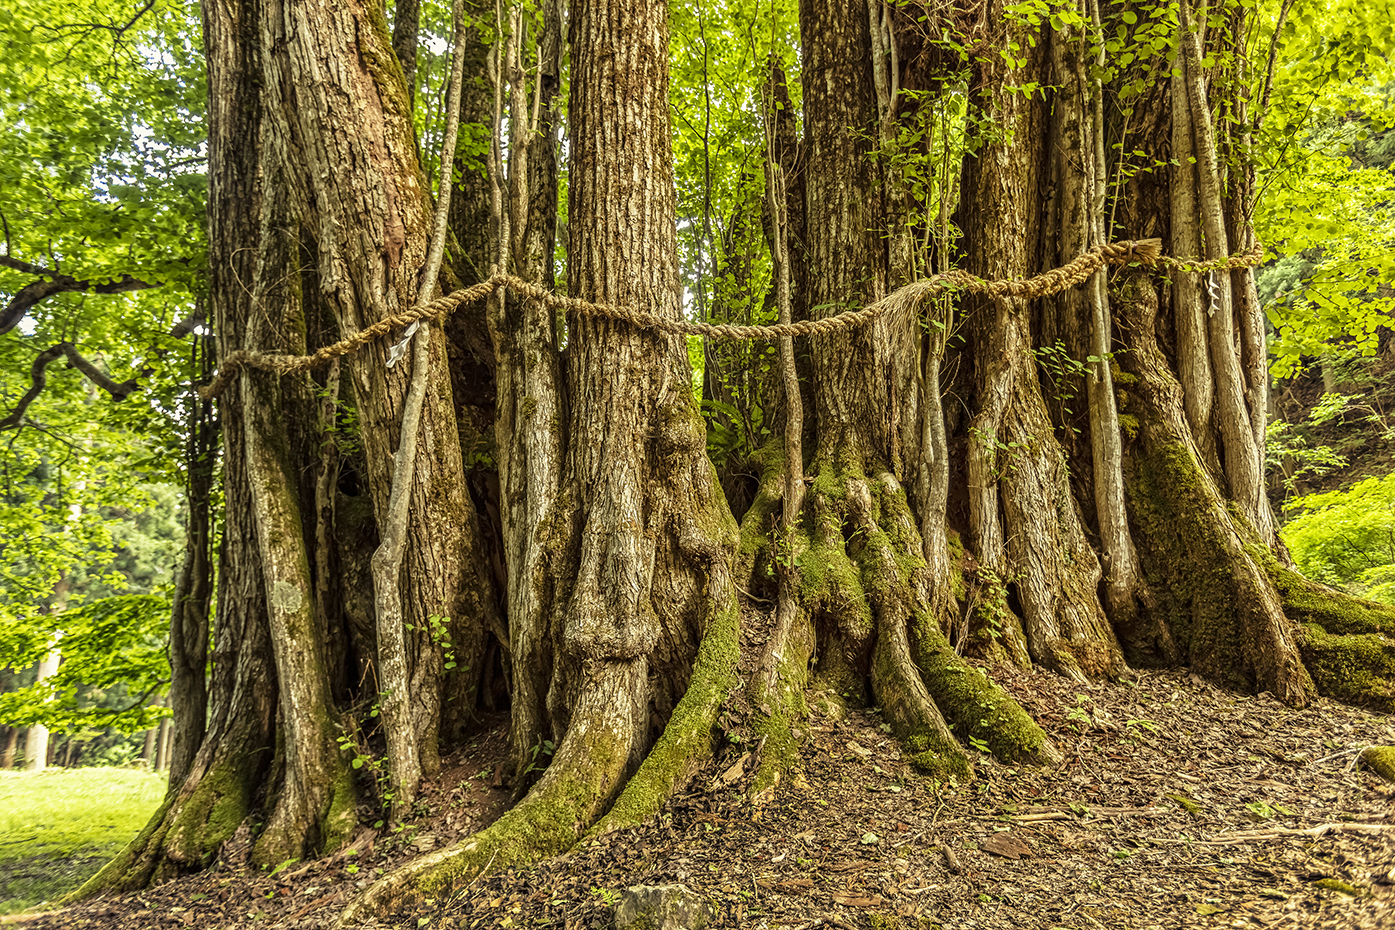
(1100, 12, 1308, 702)
(2, 727, 18, 769)
(25, 645, 59, 772)
(339, 0, 743, 916)
(782, 0, 1051, 781)
(959, 3, 1124, 682)
(238, 159, 356, 865)
(168, 371, 215, 790)
(142, 695, 161, 769)
(261, 0, 483, 785)
(69, 0, 282, 893)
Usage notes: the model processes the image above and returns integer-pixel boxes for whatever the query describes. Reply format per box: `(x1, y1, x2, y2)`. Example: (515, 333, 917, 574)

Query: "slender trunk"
(1177, 0, 1267, 539)
(168, 358, 215, 790)
(1042, 2, 1146, 628)
(961, 4, 1122, 680)
(154, 719, 171, 773)
(25, 645, 60, 772)
(142, 695, 162, 769)
(239, 158, 355, 864)
(2, 727, 18, 769)
(485, 1, 567, 781)
(370, 0, 469, 819)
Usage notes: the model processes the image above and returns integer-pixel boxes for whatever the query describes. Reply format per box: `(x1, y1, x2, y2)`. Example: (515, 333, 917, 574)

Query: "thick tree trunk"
(239, 161, 356, 865)
(959, 6, 1124, 682)
(72, 0, 282, 893)
(778, 0, 1051, 782)
(261, 0, 486, 785)
(339, 1, 742, 916)
(1103, 30, 1308, 702)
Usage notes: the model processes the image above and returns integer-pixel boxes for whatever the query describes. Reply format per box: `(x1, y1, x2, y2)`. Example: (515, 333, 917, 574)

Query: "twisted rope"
(199, 237, 1264, 400)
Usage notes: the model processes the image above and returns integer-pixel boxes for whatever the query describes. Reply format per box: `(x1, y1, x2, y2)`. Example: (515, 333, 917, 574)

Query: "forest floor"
(4, 664, 1393, 930)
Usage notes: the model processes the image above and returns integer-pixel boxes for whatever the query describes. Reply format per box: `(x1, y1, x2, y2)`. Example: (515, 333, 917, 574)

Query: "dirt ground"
(5, 665, 1392, 930)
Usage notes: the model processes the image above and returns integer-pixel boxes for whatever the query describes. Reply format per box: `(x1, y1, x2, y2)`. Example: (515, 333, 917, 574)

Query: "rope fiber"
(199, 237, 1264, 400)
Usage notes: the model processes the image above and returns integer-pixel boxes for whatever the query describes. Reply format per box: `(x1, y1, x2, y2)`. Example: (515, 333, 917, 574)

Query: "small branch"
(0, 257, 157, 335)
(1255, 0, 1295, 135)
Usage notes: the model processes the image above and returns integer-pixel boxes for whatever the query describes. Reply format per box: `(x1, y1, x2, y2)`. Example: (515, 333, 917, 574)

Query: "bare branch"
(0, 256, 158, 335)
(0, 342, 140, 429)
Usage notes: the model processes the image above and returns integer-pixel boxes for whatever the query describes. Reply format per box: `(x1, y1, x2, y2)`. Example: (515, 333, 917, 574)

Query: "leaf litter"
(4, 667, 1392, 929)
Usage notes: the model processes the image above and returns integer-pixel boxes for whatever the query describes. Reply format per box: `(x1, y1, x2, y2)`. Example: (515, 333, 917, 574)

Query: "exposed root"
(340, 578, 742, 921)
(592, 579, 743, 833)
(337, 663, 644, 923)
(910, 619, 1059, 765)
(748, 585, 815, 795)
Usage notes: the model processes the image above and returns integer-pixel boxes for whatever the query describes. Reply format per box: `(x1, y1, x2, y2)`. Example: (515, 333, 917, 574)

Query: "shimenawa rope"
(199, 237, 1264, 400)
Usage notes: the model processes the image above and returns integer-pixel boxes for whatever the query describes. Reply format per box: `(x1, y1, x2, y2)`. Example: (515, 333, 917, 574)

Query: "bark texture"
(958, 4, 1123, 683)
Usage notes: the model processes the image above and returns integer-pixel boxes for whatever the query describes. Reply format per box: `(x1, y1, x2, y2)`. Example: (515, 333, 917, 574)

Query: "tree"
(63, 0, 1395, 919)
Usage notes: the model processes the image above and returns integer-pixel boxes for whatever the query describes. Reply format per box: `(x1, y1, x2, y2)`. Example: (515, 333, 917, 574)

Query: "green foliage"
(1251, 0, 1395, 379)
(0, 594, 171, 734)
(1, 0, 207, 742)
(0, 767, 166, 913)
(1282, 472, 1395, 602)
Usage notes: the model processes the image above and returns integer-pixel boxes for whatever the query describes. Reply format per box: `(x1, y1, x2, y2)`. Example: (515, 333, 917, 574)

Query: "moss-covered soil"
(6, 671, 1394, 929)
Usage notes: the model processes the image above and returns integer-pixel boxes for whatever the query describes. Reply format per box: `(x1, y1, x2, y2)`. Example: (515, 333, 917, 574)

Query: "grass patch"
(0, 767, 166, 914)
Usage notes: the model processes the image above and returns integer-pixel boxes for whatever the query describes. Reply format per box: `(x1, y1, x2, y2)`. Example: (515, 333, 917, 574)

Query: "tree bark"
(339, 0, 743, 915)
(168, 371, 215, 790)
(959, 4, 1124, 682)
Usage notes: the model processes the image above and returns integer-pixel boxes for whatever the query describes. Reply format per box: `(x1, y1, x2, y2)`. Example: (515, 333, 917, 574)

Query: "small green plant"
(1066, 694, 1093, 731)
(1030, 341, 1106, 434)
(523, 738, 556, 777)
(337, 708, 395, 806)
(968, 735, 990, 754)
(590, 886, 620, 908)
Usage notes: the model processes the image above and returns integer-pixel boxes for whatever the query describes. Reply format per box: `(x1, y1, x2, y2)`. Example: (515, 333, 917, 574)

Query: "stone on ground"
(615, 884, 714, 930)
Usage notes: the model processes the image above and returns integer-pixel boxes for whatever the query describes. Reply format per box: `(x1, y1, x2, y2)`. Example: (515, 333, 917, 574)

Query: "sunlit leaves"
(1282, 472, 1395, 604)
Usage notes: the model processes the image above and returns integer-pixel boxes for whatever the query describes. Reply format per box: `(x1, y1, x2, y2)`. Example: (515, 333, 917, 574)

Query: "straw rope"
(199, 237, 1264, 400)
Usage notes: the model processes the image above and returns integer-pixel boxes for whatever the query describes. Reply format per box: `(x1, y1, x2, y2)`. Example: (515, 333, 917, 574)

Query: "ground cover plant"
(0, 769, 166, 914)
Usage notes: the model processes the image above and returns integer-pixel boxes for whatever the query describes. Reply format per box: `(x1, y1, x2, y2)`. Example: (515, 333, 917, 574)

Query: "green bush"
(1282, 471, 1395, 602)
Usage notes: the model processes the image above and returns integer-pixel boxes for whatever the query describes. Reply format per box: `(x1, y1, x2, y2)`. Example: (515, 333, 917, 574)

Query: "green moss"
(593, 596, 742, 830)
(1359, 746, 1395, 783)
(323, 765, 360, 852)
(735, 441, 784, 586)
(1271, 565, 1395, 637)
(1165, 793, 1202, 816)
(168, 759, 253, 866)
(750, 610, 815, 794)
(910, 616, 1049, 764)
(1117, 413, 1139, 439)
(800, 536, 873, 638)
(1298, 623, 1395, 713)
(1123, 434, 1261, 687)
